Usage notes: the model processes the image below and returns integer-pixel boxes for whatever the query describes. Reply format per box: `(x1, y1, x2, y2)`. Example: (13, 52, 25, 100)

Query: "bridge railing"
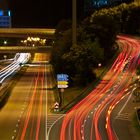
(0, 46, 52, 53)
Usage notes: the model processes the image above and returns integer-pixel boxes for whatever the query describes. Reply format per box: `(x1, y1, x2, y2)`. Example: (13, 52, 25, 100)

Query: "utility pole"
(72, 0, 77, 46)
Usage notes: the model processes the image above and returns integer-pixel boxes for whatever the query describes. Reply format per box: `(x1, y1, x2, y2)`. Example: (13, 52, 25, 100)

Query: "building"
(0, 0, 11, 28)
(0, 10, 11, 28)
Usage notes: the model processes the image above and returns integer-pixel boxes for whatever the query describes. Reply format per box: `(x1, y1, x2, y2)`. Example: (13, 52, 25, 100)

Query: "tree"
(51, 19, 72, 74)
(136, 65, 140, 75)
(91, 14, 117, 62)
(62, 39, 104, 86)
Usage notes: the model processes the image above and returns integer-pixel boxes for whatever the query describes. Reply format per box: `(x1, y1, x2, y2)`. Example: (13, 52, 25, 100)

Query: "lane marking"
(118, 89, 133, 115)
(47, 114, 65, 140)
(45, 64, 48, 140)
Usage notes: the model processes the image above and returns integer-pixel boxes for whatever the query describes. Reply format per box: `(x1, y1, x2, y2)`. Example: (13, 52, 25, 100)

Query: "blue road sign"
(57, 74, 69, 81)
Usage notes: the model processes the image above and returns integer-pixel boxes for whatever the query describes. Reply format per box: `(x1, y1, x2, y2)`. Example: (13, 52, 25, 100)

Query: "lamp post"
(72, 0, 77, 46)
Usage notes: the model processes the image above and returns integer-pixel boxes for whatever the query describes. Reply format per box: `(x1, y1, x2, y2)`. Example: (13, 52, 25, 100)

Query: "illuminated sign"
(57, 74, 68, 81)
(57, 81, 68, 85)
(57, 74, 69, 88)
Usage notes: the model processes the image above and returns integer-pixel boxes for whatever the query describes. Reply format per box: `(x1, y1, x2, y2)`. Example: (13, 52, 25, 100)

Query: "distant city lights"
(21, 37, 46, 46)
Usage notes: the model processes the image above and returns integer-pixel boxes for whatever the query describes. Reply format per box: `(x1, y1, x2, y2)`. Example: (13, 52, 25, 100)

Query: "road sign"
(57, 85, 68, 88)
(57, 74, 68, 81)
(54, 102, 59, 107)
(54, 102, 59, 112)
(57, 74, 69, 88)
(57, 81, 68, 85)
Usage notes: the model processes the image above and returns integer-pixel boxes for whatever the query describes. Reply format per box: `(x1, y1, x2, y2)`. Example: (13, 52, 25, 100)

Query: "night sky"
(3, 0, 134, 28)
(8, 0, 73, 28)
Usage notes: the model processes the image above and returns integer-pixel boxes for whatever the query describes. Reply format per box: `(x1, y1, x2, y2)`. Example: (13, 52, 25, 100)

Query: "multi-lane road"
(0, 35, 140, 140)
(0, 53, 55, 140)
(48, 36, 140, 140)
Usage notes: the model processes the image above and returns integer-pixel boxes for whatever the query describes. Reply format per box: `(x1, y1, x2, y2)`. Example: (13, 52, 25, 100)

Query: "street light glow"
(4, 40, 7, 45)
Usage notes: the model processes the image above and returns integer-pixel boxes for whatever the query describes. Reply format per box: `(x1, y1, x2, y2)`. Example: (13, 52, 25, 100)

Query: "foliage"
(137, 65, 140, 75)
(91, 14, 117, 61)
(51, 28, 72, 73)
(90, 2, 140, 35)
(133, 91, 140, 102)
(55, 19, 72, 39)
(62, 39, 104, 86)
(52, 1, 140, 86)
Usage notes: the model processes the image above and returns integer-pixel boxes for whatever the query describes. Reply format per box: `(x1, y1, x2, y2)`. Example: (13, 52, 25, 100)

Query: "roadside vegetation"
(51, 2, 140, 110)
(52, 1, 140, 87)
(133, 110, 140, 137)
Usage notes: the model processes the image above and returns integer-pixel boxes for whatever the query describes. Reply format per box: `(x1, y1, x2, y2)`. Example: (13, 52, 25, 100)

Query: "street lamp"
(98, 63, 102, 67)
(72, 0, 77, 46)
(3, 40, 7, 45)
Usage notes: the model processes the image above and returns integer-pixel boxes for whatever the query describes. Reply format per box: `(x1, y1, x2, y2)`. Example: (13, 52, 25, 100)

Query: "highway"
(48, 36, 140, 140)
(0, 53, 54, 140)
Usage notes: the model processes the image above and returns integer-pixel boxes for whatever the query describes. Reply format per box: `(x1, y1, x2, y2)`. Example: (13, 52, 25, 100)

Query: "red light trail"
(59, 36, 140, 140)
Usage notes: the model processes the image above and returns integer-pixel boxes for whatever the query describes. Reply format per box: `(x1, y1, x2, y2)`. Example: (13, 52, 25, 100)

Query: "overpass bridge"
(0, 28, 55, 53)
(0, 46, 52, 53)
(0, 28, 55, 38)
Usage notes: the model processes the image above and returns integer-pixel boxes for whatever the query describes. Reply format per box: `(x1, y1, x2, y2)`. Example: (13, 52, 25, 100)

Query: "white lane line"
(45, 64, 48, 140)
(47, 114, 65, 140)
(118, 90, 133, 115)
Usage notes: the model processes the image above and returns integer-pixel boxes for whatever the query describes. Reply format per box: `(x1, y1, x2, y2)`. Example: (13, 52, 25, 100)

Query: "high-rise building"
(0, 0, 11, 28)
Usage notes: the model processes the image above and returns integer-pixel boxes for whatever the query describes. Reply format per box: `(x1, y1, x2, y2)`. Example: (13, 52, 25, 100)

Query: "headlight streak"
(0, 65, 20, 83)
(0, 53, 30, 84)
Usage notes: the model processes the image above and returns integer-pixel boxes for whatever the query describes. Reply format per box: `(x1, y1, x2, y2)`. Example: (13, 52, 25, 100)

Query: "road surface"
(0, 53, 55, 140)
(48, 35, 140, 140)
